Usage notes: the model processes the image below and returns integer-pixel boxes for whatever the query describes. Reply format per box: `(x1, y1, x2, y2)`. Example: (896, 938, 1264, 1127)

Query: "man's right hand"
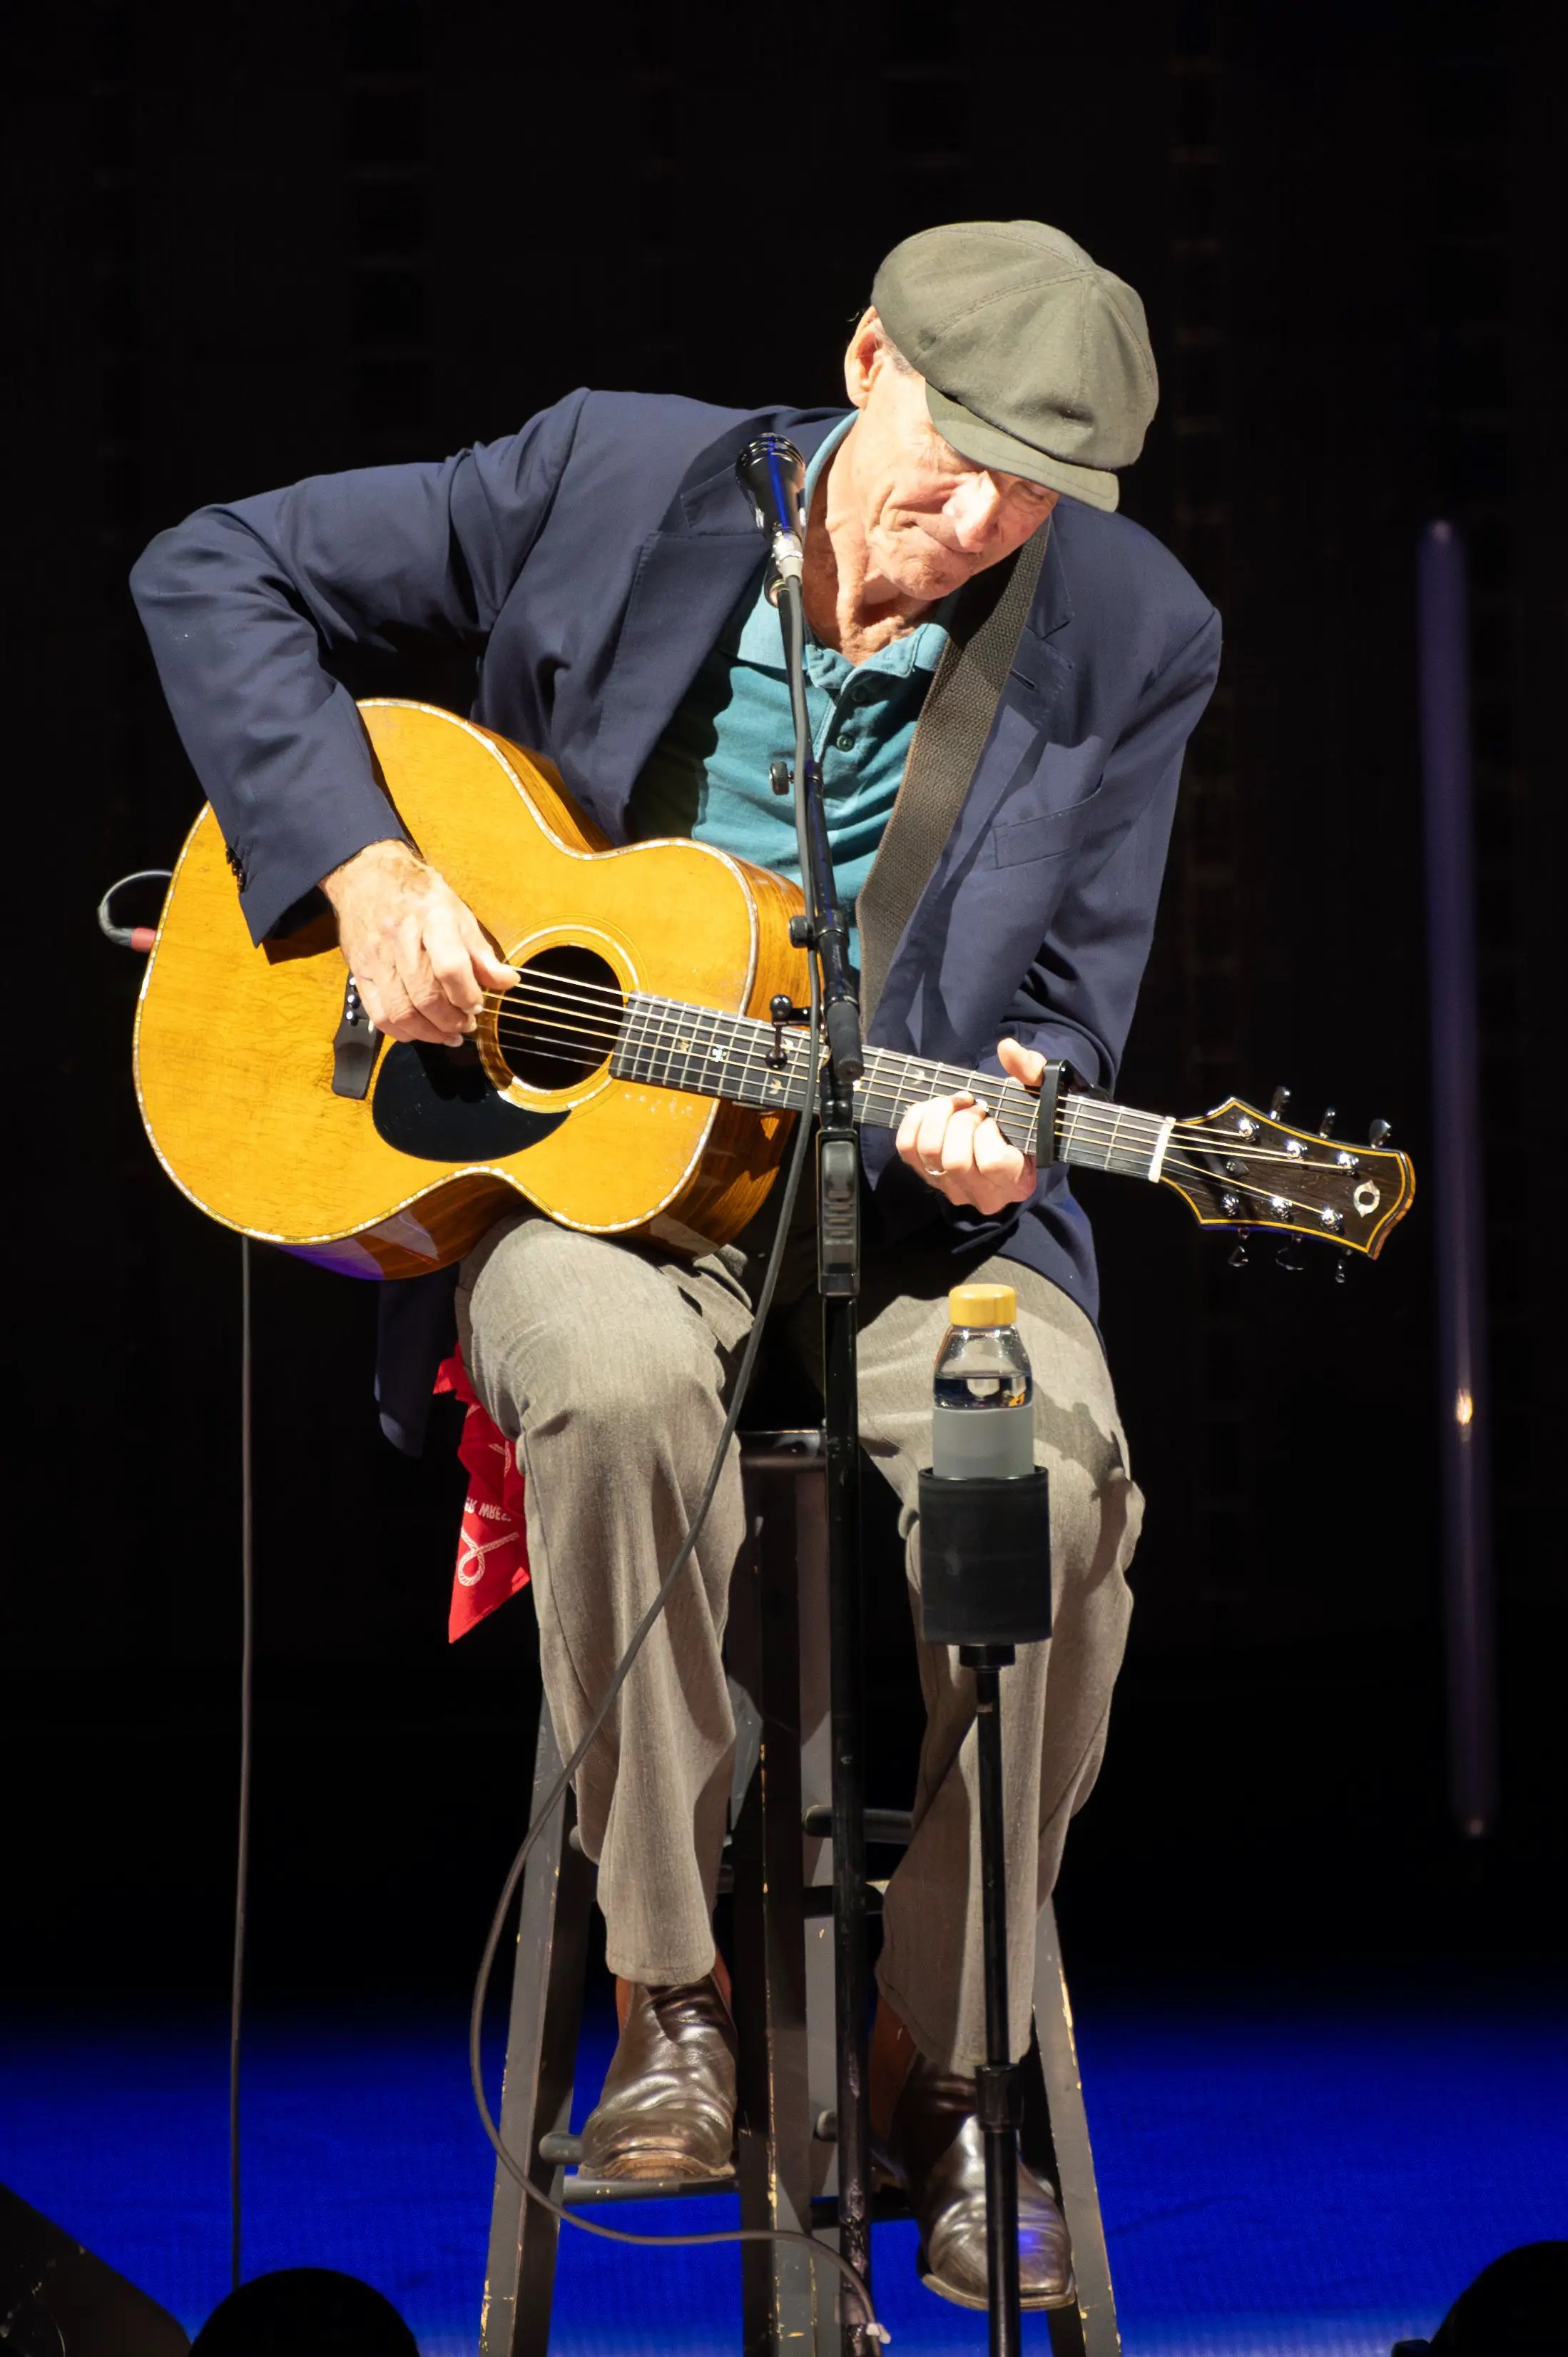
(321, 838, 519, 1047)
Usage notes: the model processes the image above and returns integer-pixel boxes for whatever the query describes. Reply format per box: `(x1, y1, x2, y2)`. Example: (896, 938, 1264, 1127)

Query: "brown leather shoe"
(875, 2044, 1075, 2312)
(577, 1975, 737, 2181)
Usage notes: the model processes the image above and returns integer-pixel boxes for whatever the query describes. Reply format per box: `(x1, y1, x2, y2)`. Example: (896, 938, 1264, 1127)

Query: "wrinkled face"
(835, 322, 1058, 604)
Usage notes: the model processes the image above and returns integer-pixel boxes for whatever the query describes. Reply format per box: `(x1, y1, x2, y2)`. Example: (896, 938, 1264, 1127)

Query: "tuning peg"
(1270, 1085, 1292, 1121)
(1276, 1240, 1305, 1272)
(1334, 1252, 1350, 1286)
(1320, 1106, 1337, 1137)
(1228, 1241, 1249, 1269)
(1368, 1117, 1393, 1147)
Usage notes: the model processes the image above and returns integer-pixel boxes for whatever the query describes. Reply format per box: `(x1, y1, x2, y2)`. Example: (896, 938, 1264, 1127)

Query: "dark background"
(6, 0, 1564, 2012)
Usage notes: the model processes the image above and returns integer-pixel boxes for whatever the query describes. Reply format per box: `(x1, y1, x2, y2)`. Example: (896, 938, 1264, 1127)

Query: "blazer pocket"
(990, 797, 1098, 867)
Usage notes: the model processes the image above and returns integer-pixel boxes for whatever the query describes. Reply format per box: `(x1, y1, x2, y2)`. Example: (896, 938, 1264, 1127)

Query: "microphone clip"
(736, 435, 807, 606)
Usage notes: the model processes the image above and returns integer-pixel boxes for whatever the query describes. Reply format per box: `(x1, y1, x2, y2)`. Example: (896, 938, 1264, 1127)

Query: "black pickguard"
(372, 1042, 567, 1162)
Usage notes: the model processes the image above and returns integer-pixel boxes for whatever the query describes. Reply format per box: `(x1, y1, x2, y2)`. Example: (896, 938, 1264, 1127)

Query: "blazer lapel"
(587, 412, 847, 836)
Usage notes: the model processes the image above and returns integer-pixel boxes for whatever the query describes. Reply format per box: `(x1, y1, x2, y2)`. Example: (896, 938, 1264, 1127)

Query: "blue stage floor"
(2, 1974, 1564, 2356)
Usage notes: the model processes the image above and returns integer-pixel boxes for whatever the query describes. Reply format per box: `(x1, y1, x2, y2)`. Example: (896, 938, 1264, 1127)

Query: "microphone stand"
(748, 435, 1037, 2357)
(773, 564, 874, 2357)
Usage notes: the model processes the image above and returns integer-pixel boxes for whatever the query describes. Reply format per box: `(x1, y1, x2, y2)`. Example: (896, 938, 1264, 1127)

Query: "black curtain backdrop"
(6, 0, 1564, 2004)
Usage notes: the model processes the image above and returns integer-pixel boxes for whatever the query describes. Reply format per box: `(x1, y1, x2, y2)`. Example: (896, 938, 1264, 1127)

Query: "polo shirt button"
(835, 732, 855, 750)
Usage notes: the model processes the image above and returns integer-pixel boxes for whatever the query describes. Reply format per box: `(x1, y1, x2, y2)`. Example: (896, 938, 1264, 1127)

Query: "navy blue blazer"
(131, 390, 1220, 1346)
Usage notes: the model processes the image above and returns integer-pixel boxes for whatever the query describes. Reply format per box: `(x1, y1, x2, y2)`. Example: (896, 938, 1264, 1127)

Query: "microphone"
(735, 436, 807, 604)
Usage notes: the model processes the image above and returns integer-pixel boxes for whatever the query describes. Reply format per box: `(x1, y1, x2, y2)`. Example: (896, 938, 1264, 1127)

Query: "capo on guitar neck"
(1032, 1059, 1081, 1165)
(767, 993, 810, 1070)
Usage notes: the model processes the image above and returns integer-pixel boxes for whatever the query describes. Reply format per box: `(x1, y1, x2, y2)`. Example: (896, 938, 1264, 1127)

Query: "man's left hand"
(895, 1036, 1044, 1215)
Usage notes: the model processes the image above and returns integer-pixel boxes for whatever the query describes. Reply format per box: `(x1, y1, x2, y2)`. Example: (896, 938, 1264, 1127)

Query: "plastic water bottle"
(931, 1282, 1034, 1481)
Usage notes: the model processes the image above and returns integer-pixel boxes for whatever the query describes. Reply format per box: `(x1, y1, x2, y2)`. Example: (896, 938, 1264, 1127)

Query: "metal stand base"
(962, 1643, 1023, 2357)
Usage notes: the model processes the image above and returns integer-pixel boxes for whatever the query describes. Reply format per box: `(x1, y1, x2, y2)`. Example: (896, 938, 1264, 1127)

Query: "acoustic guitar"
(133, 699, 1415, 1282)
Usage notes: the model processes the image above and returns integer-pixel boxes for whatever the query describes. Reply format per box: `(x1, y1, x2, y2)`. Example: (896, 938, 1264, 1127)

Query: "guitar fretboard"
(609, 995, 1178, 1182)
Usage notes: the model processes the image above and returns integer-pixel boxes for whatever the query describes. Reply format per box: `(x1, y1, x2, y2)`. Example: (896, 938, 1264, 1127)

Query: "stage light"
(190, 2269, 417, 2356)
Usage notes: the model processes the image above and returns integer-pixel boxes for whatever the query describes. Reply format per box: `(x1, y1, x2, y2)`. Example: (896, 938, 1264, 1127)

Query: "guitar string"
(479, 978, 1221, 1122)
(490, 1061, 1353, 1213)
(484, 988, 1360, 1169)
(473, 1028, 1338, 1220)
(487, 995, 1054, 1136)
(485, 1032, 1330, 1216)
(486, 996, 1359, 1187)
(471, 981, 1377, 1192)
(480, 977, 1316, 1152)
(484, 988, 1367, 1172)
(487, 1012, 1363, 1185)
(479, 978, 1366, 1161)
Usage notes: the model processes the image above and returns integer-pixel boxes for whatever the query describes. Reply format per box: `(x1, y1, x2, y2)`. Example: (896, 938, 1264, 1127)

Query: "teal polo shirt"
(626, 415, 952, 965)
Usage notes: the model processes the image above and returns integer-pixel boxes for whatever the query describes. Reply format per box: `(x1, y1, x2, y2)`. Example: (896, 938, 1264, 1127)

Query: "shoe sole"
(583, 2152, 735, 2182)
(879, 2164, 1079, 2316)
(918, 2259, 1079, 2314)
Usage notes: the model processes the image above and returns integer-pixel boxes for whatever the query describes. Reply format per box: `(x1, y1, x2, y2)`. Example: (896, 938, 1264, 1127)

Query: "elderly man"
(132, 221, 1220, 2311)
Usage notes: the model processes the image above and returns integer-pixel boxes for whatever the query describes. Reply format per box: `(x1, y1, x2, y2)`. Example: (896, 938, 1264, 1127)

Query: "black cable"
(230, 1235, 255, 2294)
(99, 873, 254, 2279)
(778, 577, 818, 909)
(97, 863, 873, 2319)
(466, 984, 886, 2337)
(96, 868, 172, 948)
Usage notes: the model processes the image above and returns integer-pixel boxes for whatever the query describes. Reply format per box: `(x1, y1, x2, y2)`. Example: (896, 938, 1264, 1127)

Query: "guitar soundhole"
(497, 944, 624, 1090)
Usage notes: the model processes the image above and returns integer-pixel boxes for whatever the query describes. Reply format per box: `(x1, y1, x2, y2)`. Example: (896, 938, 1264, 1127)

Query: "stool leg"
(1025, 1898, 1121, 2357)
(480, 1706, 597, 2357)
(731, 1461, 827, 2357)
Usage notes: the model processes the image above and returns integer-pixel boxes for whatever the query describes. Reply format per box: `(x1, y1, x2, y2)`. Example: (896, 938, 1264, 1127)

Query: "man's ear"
(842, 308, 885, 410)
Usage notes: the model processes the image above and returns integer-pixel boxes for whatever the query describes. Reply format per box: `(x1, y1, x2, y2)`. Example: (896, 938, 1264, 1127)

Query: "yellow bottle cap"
(948, 1282, 1017, 1327)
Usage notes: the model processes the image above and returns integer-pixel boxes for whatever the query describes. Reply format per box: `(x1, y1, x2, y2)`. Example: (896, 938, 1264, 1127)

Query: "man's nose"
(945, 473, 1009, 550)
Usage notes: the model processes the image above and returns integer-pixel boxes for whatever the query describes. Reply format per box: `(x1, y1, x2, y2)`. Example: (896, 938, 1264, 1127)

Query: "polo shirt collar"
(735, 412, 954, 675)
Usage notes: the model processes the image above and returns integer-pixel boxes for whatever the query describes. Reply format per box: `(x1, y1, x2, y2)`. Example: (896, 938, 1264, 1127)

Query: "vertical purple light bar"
(1417, 521, 1499, 1840)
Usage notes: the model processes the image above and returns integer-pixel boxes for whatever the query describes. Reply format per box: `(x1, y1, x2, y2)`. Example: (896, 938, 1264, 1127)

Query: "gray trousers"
(456, 1206, 1140, 2069)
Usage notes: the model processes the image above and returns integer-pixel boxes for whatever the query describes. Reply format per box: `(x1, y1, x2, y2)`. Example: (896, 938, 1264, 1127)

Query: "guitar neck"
(611, 995, 1176, 1183)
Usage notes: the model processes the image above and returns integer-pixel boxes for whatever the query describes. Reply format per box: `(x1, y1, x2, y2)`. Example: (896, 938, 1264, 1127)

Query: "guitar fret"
(733, 1015, 772, 1109)
(676, 1001, 703, 1093)
(1059, 1094, 1089, 1166)
(1105, 1105, 1126, 1173)
(613, 998, 646, 1083)
(650, 1000, 673, 1089)
(614, 997, 1202, 1205)
(711, 1011, 741, 1099)
(675, 1001, 705, 1095)
(642, 998, 670, 1089)
(618, 1006, 1168, 1190)
(699, 1005, 723, 1095)
(667, 1002, 698, 1093)
(637, 997, 662, 1087)
(628, 997, 653, 1085)
(992, 1080, 1033, 1152)
(1049, 1094, 1168, 1183)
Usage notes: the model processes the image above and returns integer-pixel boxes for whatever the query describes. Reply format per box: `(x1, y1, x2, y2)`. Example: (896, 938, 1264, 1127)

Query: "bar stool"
(478, 1433, 1121, 2357)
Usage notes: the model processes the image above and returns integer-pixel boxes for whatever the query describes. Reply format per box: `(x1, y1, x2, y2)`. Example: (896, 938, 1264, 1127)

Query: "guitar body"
(134, 699, 809, 1279)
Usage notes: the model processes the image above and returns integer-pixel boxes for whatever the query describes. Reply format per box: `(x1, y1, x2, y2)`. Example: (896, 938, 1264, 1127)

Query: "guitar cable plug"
(98, 868, 172, 952)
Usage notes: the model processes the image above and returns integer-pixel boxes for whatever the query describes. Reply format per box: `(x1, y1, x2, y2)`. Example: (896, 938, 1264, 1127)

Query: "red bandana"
(434, 1352, 531, 1641)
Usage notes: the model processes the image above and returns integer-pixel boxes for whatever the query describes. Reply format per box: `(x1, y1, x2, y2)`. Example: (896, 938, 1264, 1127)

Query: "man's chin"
(881, 551, 979, 604)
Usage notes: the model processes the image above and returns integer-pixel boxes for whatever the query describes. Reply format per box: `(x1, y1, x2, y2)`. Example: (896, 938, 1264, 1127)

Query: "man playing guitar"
(133, 221, 1221, 2311)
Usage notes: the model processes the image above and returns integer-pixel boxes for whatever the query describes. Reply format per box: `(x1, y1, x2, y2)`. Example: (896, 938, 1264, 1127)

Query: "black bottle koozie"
(916, 1466, 1052, 1646)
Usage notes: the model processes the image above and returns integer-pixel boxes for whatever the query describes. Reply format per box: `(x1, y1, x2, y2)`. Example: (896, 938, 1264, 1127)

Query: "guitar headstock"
(1158, 1096, 1415, 1259)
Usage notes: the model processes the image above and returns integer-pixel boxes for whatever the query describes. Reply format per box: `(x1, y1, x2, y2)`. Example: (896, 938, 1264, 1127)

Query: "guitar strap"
(855, 518, 1052, 1026)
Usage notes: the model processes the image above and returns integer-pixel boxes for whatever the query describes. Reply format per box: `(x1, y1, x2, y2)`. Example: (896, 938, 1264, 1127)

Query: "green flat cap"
(872, 220, 1158, 512)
